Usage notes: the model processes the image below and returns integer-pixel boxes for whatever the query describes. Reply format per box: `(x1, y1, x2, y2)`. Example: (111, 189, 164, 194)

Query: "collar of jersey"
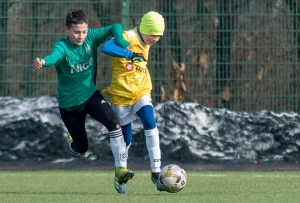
(137, 27, 146, 45)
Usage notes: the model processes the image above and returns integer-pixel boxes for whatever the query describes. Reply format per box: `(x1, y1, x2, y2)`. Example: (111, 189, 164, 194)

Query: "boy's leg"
(109, 128, 134, 194)
(136, 105, 161, 172)
(111, 104, 136, 162)
(121, 123, 132, 155)
(87, 91, 134, 194)
(111, 105, 135, 148)
(87, 91, 128, 168)
(59, 105, 89, 154)
(136, 105, 164, 191)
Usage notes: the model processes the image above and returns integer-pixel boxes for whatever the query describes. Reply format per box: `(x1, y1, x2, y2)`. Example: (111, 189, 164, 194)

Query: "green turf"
(0, 170, 299, 203)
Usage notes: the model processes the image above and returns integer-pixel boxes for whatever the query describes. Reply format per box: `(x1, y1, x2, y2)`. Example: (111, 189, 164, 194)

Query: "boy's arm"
(110, 24, 130, 48)
(34, 45, 65, 69)
(43, 45, 65, 66)
(43, 52, 62, 67)
(93, 24, 129, 48)
(102, 39, 147, 63)
(101, 38, 133, 59)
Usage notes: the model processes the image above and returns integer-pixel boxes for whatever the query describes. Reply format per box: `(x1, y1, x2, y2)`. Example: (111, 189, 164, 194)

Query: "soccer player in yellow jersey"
(101, 11, 165, 192)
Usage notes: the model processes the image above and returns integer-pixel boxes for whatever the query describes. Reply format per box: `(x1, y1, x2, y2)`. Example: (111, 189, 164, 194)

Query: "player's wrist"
(38, 58, 45, 66)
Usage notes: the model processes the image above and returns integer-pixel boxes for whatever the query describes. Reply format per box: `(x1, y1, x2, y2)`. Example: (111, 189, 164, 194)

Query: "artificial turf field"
(0, 170, 299, 203)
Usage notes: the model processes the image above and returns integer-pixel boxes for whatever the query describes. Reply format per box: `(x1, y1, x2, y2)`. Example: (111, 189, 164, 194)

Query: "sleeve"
(101, 38, 133, 60)
(92, 24, 129, 48)
(110, 24, 130, 48)
(42, 44, 65, 67)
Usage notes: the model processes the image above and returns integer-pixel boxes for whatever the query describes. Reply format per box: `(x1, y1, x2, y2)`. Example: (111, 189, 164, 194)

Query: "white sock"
(109, 128, 127, 168)
(145, 127, 161, 173)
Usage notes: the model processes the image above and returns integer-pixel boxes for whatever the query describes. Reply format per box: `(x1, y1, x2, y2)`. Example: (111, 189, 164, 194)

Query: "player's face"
(66, 23, 88, 45)
(141, 34, 161, 46)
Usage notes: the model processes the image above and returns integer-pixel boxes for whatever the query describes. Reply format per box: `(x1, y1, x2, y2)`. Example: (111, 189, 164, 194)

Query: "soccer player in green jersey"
(33, 9, 135, 194)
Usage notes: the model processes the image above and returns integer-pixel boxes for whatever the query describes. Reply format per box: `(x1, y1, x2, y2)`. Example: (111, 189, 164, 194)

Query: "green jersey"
(42, 25, 124, 108)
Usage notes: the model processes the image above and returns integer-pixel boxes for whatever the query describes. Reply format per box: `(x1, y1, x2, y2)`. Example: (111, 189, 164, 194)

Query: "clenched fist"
(34, 58, 45, 70)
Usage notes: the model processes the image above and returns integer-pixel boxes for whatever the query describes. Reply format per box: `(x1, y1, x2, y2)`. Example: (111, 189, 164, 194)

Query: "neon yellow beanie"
(140, 11, 165, 35)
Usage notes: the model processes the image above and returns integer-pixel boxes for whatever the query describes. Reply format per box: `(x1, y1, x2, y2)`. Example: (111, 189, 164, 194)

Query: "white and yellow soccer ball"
(159, 164, 187, 193)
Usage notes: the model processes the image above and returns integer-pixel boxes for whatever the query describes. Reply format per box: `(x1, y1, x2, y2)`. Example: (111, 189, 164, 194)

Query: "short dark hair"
(66, 9, 88, 29)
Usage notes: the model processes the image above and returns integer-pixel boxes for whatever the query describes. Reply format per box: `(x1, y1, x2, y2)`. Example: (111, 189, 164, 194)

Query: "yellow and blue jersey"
(102, 27, 152, 106)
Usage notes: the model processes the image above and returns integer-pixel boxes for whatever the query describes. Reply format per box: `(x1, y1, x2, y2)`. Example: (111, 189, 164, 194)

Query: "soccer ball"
(159, 164, 187, 193)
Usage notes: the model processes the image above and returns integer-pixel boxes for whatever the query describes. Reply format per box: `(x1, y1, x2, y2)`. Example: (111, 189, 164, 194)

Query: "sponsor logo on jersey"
(125, 63, 134, 72)
(70, 57, 93, 73)
(136, 66, 146, 73)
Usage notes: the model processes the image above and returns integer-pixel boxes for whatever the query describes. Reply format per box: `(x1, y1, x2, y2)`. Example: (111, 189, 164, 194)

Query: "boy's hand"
(34, 58, 45, 70)
(131, 52, 147, 63)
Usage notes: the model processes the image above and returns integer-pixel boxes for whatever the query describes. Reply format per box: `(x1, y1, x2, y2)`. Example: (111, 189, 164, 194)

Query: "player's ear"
(65, 26, 69, 33)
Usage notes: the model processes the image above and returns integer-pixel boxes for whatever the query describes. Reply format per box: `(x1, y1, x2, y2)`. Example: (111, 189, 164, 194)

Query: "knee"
(106, 116, 121, 131)
(142, 118, 156, 130)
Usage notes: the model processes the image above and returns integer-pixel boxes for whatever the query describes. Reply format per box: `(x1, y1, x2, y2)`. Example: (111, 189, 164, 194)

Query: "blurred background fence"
(0, 0, 299, 112)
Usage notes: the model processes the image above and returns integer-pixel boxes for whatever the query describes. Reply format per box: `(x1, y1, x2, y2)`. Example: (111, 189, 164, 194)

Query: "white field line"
(1, 172, 300, 178)
(187, 174, 300, 178)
